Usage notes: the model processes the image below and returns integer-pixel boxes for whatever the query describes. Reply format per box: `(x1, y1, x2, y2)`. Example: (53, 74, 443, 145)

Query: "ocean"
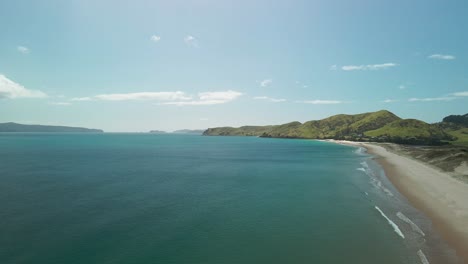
(0, 134, 459, 263)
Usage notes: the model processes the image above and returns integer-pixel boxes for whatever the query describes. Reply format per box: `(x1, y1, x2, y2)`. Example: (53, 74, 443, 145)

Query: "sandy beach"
(332, 140, 468, 263)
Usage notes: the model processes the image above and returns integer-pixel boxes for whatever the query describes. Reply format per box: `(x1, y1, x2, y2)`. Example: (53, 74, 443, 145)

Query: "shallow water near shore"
(0, 134, 460, 263)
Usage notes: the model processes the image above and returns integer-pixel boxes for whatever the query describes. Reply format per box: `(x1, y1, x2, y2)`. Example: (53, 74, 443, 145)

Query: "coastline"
(329, 140, 468, 263)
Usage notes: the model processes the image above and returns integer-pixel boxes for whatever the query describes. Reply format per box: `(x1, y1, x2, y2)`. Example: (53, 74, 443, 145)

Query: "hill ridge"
(203, 110, 461, 145)
(0, 122, 103, 133)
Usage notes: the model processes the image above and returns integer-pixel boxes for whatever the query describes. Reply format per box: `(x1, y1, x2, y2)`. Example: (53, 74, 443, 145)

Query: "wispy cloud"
(96, 92, 191, 101)
(260, 79, 272, 87)
(164, 90, 242, 106)
(0, 74, 47, 99)
(150, 35, 161, 43)
(71, 97, 93, 101)
(296, 100, 343, 104)
(49, 102, 71, 106)
(329, 65, 338, 71)
(71, 90, 242, 106)
(72, 91, 191, 102)
(341, 63, 398, 71)
(184, 35, 198, 47)
(399, 85, 406, 90)
(382, 99, 398, 103)
(451, 91, 468, 97)
(408, 97, 456, 102)
(17, 46, 30, 54)
(253, 96, 286, 102)
(428, 54, 455, 60)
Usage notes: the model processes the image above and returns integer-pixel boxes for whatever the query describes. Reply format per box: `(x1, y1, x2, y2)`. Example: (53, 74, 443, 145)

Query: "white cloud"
(184, 35, 198, 47)
(0, 74, 47, 99)
(341, 63, 398, 71)
(253, 96, 286, 102)
(428, 54, 455, 60)
(71, 97, 93, 101)
(72, 90, 242, 106)
(164, 90, 242, 106)
(399, 85, 406, 90)
(17, 46, 30, 54)
(49, 102, 71, 106)
(329, 65, 338, 70)
(451, 91, 468, 97)
(198, 90, 241, 101)
(408, 97, 456, 102)
(89, 91, 191, 101)
(382, 99, 398, 103)
(260, 79, 272, 87)
(150, 35, 161, 43)
(297, 100, 342, 104)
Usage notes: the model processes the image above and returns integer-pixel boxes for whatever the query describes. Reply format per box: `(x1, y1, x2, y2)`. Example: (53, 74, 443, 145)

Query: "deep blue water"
(0, 134, 458, 263)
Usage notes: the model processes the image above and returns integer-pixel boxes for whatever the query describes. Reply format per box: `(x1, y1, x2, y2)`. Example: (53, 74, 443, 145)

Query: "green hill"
(203, 125, 274, 136)
(442, 114, 468, 126)
(0, 122, 103, 133)
(436, 113, 468, 146)
(203, 110, 456, 145)
(364, 119, 451, 145)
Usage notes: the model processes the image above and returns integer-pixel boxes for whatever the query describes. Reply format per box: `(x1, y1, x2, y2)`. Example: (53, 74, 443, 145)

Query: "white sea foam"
(370, 178, 394, 197)
(397, 212, 425, 237)
(417, 249, 430, 264)
(364, 192, 369, 196)
(375, 206, 405, 239)
(360, 161, 394, 196)
(354, 147, 366, 155)
(361, 161, 370, 169)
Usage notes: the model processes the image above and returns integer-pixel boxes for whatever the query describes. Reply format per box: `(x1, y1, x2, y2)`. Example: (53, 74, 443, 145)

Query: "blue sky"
(1, 0, 467, 132)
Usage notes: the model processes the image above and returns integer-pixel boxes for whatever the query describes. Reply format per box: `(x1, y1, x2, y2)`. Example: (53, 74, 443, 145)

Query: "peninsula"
(0, 122, 103, 133)
(203, 110, 468, 146)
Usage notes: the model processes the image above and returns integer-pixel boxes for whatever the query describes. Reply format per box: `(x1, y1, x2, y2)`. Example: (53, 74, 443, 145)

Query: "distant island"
(172, 129, 205, 135)
(149, 130, 168, 134)
(203, 110, 468, 146)
(0, 122, 103, 133)
(149, 129, 205, 135)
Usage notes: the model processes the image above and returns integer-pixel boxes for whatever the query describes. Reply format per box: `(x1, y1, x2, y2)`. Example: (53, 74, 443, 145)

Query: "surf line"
(417, 249, 430, 264)
(375, 206, 405, 239)
(397, 212, 425, 237)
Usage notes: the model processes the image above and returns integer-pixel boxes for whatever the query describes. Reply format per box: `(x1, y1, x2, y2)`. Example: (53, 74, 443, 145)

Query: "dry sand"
(331, 140, 468, 263)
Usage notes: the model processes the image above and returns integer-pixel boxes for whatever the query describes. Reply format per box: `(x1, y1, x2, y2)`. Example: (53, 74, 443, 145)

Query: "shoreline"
(329, 140, 468, 263)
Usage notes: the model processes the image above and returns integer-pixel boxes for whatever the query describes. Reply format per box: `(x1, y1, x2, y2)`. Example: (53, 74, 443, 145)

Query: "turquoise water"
(0, 134, 458, 263)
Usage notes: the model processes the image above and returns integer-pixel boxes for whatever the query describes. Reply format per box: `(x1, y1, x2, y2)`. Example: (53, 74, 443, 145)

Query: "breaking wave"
(397, 212, 425, 237)
(354, 147, 367, 155)
(358, 161, 394, 197)
(375, 206, 405, 239)
(417, 249, 430, 264)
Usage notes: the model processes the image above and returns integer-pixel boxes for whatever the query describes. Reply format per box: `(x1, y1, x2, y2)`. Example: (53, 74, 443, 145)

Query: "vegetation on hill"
(442, 114, 468, 126)
(436, 114, 468, 146)
(0, 122, 103, 133)
(203, 110, 465, 146)
(364, 119, 452, 145)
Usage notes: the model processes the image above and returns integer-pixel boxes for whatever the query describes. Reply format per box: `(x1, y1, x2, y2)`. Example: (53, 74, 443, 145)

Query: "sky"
(1, 0, 467, 132)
